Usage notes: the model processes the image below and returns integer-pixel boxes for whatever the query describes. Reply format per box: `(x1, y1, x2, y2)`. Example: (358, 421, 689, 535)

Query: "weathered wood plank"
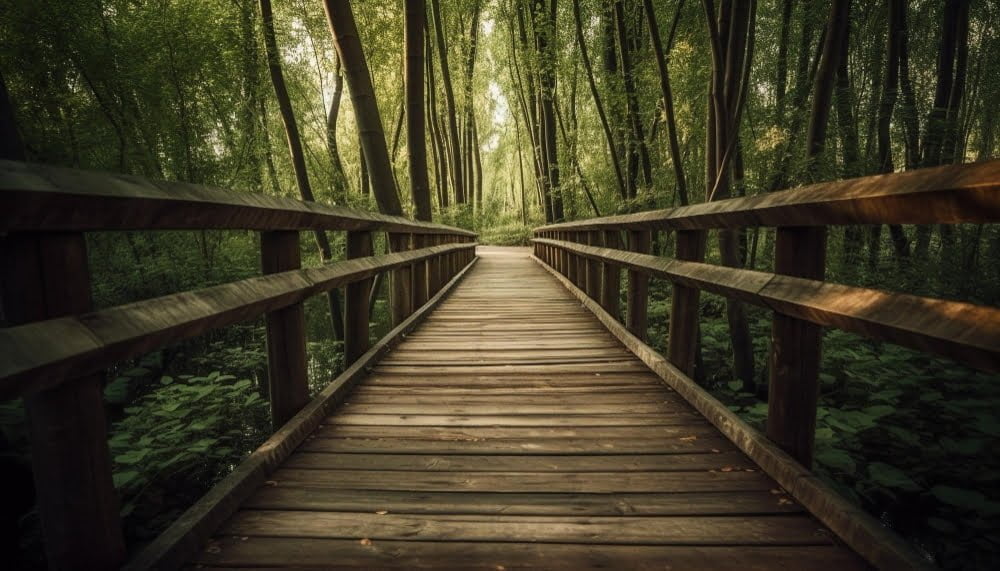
(193, 539, 866, 570)
(0, 243, 475, 399)
(535, 158, 1000, 231)
(0, 159, 477, 235)
(220, 511, 833, 545)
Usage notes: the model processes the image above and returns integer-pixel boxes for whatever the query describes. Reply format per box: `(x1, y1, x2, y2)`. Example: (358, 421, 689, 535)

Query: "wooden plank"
(325, 413, 704, 427)
(300, 437, 732, 455)
(1, 233, 126, 569)
(0, 243, 475, 399)
(533, 158, 1000, 232)
(261, 230, 309, 427)
(314, 425, 719, 440)
(767, 226, 826, 468)
(0, 159, 477, 235)
(193, 539, 866, 570)
(334, 402, 685, 415)
(265, 469, 776, 493)
(123, 257, 480, 570)
(533, 254, 932, 570)
(280, 452, 753, 472)
(219, 511, 833, 545)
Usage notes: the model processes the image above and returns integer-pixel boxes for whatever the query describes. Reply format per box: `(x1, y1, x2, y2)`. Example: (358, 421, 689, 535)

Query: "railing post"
(567, 232, 579, 285)
(388, 232, 413, 326)
(345, 230, 373, 364)
(585, 231, 600, 300)
(627, 230, 652, 341)
(668, 230, 706, 377)
(571, 231, 583, 287)
(261, 231, 310, 427)
(412, 233, 429, 308)
(430, 234, 443, 294)
(767, 226, 827, 468)
(600, 230, 621, 320)
(1, 233, 125, 569)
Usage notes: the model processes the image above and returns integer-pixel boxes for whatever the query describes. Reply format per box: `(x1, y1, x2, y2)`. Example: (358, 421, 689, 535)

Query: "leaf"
(160, 375, 174, 385)
(867, 462, 920, 492)
(861, 405, 894, 419)
(815, 449, 856, 474)
(930, 485, 1000, 514)
(113, 470, 142, 489)
(726, 380, 742, 392)
(115, 449, 151, 465)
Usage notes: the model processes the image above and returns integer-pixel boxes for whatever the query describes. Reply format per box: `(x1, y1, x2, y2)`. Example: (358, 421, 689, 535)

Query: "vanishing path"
(192, 247, 865, 569)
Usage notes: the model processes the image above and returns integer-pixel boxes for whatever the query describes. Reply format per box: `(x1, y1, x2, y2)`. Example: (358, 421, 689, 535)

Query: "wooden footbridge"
(2, 159, 999, 570)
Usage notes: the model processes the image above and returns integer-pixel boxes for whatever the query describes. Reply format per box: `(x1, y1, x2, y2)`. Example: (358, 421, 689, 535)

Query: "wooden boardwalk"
(192, 247, 866, 569)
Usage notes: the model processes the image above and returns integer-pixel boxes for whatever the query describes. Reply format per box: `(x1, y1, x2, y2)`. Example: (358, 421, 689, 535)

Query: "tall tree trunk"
(323, 0, 404, 216)
(326, 56, 349, 202)
(805, 0, 851, 176)
(643, 0, 688, 205)
(430, 0, 465, 205)
(877, 0, 911, 263)
(702, 0, 757, 392)
(614, 0, 652, 197)
(834, 15, 862, 272)
(406, 0, 432, 221)
(572, 0, 627, 200)
(260, 0, 343, 341)
(537, 0, 563, 221)
(426, 28, 449, 208)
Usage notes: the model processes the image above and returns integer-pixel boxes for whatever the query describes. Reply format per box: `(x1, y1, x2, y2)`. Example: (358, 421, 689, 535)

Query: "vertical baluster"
(261, 231, 309, 427)
(585, 231, 600, 300)
(627, 230, 652, 341)
(667, 230, 706, 377)
(1, 233, 125, 569)
(345, 230, 373, 364)
(767, 226, 827, 467)
(600, 230, 621, 319)
(412, 233, 429, 308)
(389, 232, 413, 326)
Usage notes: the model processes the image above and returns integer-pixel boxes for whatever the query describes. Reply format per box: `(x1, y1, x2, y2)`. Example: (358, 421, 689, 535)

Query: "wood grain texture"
(187, 247, 867, 569)
(533, 252, 931, 570)
(123, 254, 479, 570)
(261, 231, 309, 427)
(533, 237, 1000, 373)
(0, 242, 475, 399)
(0, 159, 476, 235)
(535, 158, 1000, 232)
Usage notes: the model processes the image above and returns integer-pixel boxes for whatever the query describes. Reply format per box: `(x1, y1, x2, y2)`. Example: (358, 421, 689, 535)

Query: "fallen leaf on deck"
(359, 538, 373, 546)
(679, 436, 698, 441)
(375, 510, 389, 515)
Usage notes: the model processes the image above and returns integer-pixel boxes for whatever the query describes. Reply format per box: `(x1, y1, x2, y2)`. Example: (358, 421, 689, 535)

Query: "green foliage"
(108, 371, 269, 538)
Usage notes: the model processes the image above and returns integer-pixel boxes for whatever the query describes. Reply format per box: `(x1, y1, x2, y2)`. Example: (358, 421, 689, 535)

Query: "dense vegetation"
(1, 0, 997, 569)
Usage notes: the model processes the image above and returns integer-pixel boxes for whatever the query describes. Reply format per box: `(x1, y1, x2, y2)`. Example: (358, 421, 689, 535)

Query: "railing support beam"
(767, 226, 827, 468)
(261, 231, 309, 427)
(667, 230, 706, 377)
(345, 230, 373, 364)
(1, 232, 126, 569)
(389, 233, 413, 326)
(600, 230, 621, 319)
(627, 230, 652, 340)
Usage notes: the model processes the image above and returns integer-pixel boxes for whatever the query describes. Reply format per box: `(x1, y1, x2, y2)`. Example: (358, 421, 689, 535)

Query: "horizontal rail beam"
(535, 160, 1000, 232)
(533, 238, 1000, 373)
(0, 243, 476, 399)
(0, 160, 476, 236)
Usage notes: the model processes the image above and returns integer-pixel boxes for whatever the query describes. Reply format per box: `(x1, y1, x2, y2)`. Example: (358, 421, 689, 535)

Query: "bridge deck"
(191, 247, 866, 569)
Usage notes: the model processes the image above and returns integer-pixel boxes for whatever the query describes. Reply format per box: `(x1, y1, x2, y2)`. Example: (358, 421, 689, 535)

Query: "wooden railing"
(534, 159, 1000, 468)
(0, 160, 477, 569)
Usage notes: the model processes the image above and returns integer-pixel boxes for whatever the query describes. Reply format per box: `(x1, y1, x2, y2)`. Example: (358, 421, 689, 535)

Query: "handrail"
(0, 243, 472, 400)
(0, 160, 476, 235)
(535, 159, 1000, 232)
(531, 160, 1000, 570)
(0, 162, 477, 569)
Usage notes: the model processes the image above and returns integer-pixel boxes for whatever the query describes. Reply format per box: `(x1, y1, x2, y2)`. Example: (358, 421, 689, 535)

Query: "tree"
(406, 0, 432, 221)
(259, 0, 344, 341)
